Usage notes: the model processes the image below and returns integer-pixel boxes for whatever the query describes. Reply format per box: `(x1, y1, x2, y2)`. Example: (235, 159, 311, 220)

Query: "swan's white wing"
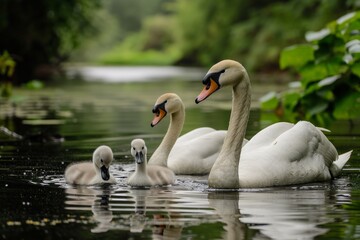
(271, 121, 337, 168)
(242, 122, 294, 151)
(175, 127, 215, 144)
(239, 121, 338, 187)
(168, 130, 226, 174)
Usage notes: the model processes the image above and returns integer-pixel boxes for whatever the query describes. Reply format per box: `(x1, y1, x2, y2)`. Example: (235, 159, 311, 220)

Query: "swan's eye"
(142, 147, 144, 150)
(133, 147, 135, 151)
(153, 100, 167, 115)
(203, 69, 225, 88)
(100, 159, 103, 163)
(205, 79, 212, 90)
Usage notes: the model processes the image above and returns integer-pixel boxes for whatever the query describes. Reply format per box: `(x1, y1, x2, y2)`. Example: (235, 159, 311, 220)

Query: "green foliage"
(99, 46, 180, 66)
(70, 0, 357, 69)
(99, 14, 181, 65)
(261, 11, 360, 122)
(0, 51, 15, 78)
(0, 51, 16, 97)
(25, 80, 45, 90)
(280, 45, 315, 69)
(173, 0, 355, 69)
(0, 0, 101, 82)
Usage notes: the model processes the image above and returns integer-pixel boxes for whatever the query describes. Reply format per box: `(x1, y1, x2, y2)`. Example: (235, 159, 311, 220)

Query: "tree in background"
(0, 0, 100, 83)
(174, 0, 358, 71)
(86, 0, 177, 66)
(1, 0, 358, 83)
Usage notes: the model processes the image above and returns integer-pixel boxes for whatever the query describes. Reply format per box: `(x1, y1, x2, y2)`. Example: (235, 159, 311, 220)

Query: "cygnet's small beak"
(100, 165, 110, 181)
(135, 151, 144, 164)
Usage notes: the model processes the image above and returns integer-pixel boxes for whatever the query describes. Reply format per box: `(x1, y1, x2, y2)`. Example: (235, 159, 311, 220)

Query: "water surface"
(1, 66, 359, 239)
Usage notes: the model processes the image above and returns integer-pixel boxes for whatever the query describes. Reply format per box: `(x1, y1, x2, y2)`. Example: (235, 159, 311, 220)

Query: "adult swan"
(148, 93, 227, 175)
(195, 59, 352, 189)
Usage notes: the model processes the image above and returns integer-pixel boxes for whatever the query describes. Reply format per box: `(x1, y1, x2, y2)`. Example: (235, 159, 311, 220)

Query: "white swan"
(128, 139, 175, 187)
(65, 145, 116, 185)
(195, 59, 352, 189)
(148, 93, 228, 175)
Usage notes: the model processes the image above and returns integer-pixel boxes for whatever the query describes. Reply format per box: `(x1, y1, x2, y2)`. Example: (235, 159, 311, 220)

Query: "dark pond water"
(1, 66, 360, 240)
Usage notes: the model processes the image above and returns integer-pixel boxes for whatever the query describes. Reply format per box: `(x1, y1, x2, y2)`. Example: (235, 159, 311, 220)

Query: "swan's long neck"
(208, 72, 251, 189)
(148, 105, 185, 167)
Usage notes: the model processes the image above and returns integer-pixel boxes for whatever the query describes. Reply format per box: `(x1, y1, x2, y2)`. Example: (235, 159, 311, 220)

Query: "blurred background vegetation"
(1, 0, 359, 83)
(1, 0, 360, 122)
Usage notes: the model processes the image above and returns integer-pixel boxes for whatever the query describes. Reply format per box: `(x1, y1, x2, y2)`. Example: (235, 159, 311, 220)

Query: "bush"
(261, 12, 360, 123)
(0, 51, 16, 97)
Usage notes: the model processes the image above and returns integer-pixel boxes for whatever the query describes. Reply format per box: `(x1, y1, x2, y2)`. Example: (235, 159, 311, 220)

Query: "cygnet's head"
(93, 145, 114, 181)
(131, 139, 147, 164)
(151, 93, 183, 127)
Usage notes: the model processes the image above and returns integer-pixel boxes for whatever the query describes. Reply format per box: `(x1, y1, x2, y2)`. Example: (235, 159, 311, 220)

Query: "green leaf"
(317, 90, 334, 101)
(318, 75, 341, 87)
(260, 92, 279, 110)
(333, 92, 360, 119)
(300, 63, 328, 86)
(307, 101, 328, 117)
(351, 62, 360, 77)
(304, 77, 337, 97)
(305, 29, 330, 42)
(280, 44, 315, 69)
(282, 92, 301, 111)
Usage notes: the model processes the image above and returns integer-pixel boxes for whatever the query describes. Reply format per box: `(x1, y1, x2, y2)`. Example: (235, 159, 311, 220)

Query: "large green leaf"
(280, 44, 315, 69)
(282, 92, 301, 111)
(351, 62, 360, 77)
(300, 63, 329, 86)
(260, 92, 279, 110)
(307, 103, 328, 118)
(333, 92, 360, 119)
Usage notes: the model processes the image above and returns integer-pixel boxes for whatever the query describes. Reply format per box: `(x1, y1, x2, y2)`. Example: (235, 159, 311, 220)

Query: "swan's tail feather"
(330, 150, 353, 178)
(317, 127, 330, 132)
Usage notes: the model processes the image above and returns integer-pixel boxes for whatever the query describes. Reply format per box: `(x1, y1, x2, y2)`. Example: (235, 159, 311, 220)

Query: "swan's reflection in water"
(64, 178, 351, 239)
(208, 178, 351, 240)
(64, 186, 212, 238)
(238, 190, 330, 239)
(128, 189, 183, 239)
(129, 189, 147, 233)
(65, 186, 114, 233)
(208, 192, 245, 240)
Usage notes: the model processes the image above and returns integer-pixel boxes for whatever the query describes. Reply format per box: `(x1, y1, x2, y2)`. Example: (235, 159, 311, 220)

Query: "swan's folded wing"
(176, 127, 215, 144)
(243, 122, 294, 151)
(270, 121, 337, 166)
(169, 130, 226, 174)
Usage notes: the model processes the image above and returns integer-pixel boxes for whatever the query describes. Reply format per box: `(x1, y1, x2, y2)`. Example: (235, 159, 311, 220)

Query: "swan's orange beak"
(195, 78, 220, 104)
(151, 108, 167, 127)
